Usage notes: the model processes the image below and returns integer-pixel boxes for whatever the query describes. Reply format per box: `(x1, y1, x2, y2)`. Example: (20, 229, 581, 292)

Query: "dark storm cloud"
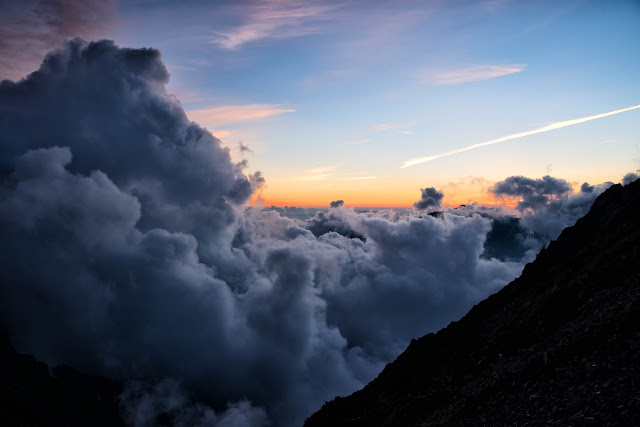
(330, 199, 344, 208)
(1, 39, 595, 427)
(0, 0, 115, 81)
(413, 187, 444, 210)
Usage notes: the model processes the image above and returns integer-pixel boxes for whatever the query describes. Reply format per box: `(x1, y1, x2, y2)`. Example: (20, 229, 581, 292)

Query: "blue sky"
(10, 0, 640, 205)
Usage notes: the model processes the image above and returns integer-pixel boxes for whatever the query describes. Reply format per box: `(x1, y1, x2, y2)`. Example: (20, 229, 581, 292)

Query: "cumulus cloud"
(491, 175, 612, 240)
(491, 175, 572, 211)
(623, 172, 639, 186)
(330, 199, 344, 208)
(305, 208, 365, 241)
(0, 39, 606, 427)
(0, 0, 115, 81)
(413, 187, 444, 211)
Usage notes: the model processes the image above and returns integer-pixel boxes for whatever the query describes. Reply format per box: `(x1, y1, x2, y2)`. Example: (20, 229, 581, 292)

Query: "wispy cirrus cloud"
(364, 121, 417, 132)
(427, 64, 526, 86)
(346, 176, 376, 180)
(295, 165, 338, 181)
(187, 104, 295, 127)
(211, 1, 339, 49)
(344, 138, 372, 145)
(402, 104, 640, 168)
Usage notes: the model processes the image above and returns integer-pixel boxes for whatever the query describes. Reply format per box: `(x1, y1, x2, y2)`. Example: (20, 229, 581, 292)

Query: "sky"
(2, 0, 639, 207)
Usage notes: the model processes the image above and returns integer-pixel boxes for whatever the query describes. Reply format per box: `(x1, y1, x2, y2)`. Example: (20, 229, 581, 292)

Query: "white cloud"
(427, 64, 526, 85)
(365, 121, 417, 132)
(344, 139, 372, 145)
(295, 165, 338, 181)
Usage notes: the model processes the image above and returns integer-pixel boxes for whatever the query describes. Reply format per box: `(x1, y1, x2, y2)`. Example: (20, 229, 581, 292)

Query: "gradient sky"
(6, 0, 640, 206)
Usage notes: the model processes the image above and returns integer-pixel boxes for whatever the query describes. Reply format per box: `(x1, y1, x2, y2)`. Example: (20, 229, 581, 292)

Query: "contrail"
(401, 104, 640, 168)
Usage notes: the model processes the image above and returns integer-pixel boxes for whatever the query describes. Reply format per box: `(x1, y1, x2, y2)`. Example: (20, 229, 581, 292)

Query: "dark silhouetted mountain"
(0, 333, 125, 426)
(306, 179, 640, 426)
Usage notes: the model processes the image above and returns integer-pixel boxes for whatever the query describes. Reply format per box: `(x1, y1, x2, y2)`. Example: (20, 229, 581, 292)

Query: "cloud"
(491, 175, 573, 211)
(120, 379, 269, 427)
(0, 39, 612, 427)
(413, 187, 444, 211)
(330, 200, 344, 208)
(0, 0, 115, 81)
(344, 139, 372, 144)
(491, 175, 612, 239)
(295, 165, 337, 181)
(365, 122, 417, 132)
(428, 64, 526, 85)
(402, 104, 640, 168)
(210, 1, 338, 49)
(622, 172, 639, 186)
(346, 176, 376, 180)
(187, 104, 295, 127)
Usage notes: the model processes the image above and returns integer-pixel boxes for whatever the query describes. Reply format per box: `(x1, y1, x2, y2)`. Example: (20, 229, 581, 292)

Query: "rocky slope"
(0, 333, 124, 426)
(306, 179, 640, 426)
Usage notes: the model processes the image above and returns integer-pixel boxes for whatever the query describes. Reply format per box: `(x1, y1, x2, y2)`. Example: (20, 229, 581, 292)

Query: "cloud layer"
(0, 39, 617, 427)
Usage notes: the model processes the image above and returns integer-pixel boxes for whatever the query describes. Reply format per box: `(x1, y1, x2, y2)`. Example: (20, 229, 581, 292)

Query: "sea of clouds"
(0, 40, 633, 426)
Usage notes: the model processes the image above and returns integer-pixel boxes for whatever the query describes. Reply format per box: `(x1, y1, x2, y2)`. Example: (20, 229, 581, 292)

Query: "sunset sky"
(4, 0, 640, 206)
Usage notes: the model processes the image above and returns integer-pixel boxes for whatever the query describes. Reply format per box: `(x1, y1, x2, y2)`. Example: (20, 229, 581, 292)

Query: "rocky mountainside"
(0, 333, 124, 426)
(306, 179, 640, 426)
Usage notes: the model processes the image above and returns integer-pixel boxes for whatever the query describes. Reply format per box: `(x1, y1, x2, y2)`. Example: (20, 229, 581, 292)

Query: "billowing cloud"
(120, 380, 269, 427)
(623, 172, 639, 186)
(0, 39, 613, 427)
(402, 104, 640, 168)
(330, 199, 344, 208)
(187, 104, 296, 127)
(491, 175, 573, 211)
(491, 175, 612, 239)
(0, 0, 115, 81)
(428, 64, 526, 85)
(413, 187, 444, 211)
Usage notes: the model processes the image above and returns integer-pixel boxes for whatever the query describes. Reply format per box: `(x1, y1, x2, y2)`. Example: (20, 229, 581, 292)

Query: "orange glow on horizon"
(255, 190, 518, 209)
